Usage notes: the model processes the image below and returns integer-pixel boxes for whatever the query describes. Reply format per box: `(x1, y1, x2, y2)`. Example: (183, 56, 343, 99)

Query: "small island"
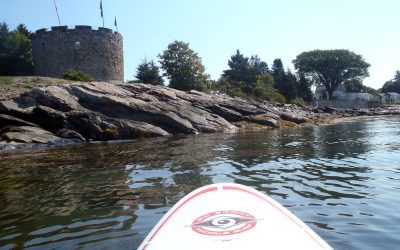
(1, 76, 400, 150)
(1, 23, 400, 149)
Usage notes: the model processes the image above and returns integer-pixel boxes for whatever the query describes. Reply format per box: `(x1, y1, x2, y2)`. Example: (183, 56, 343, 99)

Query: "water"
(1, 116, 400, 249)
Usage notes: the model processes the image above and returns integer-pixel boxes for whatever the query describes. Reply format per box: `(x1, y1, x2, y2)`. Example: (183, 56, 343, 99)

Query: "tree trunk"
(326, 83, 335, 100)
(327, 89, 334, 100)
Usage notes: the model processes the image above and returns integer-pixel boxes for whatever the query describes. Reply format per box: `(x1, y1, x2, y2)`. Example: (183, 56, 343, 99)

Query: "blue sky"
(1, 0, 399, 89)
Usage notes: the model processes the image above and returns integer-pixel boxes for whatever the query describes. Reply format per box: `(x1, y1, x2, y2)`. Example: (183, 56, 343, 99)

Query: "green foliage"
(363, 86, 379, 96)
(293, 49, 370, 100)
(135, 59, 164, 86)
(0, 22, 33, 76)
(291, 98, 306, 107)
(271, 59, 284, 79)
(297, 73, 313, 102)
(220, 52, 311, 103)
(254, 74, 286, 103)
(223, 50, 269, 87)
(344, 79, 364, 92)
(222, 50, 272, 98)
(381, 70, 400, 93)
(213, 76, 247, 98)
(344, 79, 379, 95)
(271, 59, 298, 102)
(158, 40, 210, 91)
(213, 73, 285, 103)
(0, 76, 12, 85)
(223, 50, 250, 83)
(395, 71, 400, 82)
(62, 70, 95, 82)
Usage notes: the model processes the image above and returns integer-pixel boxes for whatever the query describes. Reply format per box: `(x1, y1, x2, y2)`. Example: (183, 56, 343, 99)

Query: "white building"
(315, 84, 373, 101)
(380, 92, 400, 102)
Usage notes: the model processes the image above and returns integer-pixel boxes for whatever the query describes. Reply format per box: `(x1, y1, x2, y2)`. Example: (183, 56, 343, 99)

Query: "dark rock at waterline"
(280, 112, 309, 124)
(0, 114, 39, 128)
(1, 126, 62, 144)
(241, 114, 279, 128)
(55, 128, 86, 142)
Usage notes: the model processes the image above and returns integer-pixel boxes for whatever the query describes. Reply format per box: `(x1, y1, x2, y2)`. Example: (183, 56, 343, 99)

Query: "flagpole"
(54, 0, 61, 26)
(114, 16, 118, 32)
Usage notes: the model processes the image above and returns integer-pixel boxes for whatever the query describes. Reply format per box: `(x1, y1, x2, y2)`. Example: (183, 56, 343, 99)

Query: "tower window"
(74, 42, 80, 50)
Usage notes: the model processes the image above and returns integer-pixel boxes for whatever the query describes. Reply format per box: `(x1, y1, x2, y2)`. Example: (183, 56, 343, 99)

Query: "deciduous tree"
(158, 41, 209, 91)
(381, 70, 400, 93)
(293, 49, 370, 100)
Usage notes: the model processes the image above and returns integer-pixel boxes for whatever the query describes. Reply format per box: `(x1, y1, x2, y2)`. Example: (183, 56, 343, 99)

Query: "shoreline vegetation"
(1, 76, 400, 151)
(2, 24, 400, 152)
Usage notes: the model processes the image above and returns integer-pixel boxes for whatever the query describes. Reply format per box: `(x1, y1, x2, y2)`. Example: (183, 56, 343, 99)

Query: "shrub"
(291, 98, 305, 107)
(63, 70, 95, 82)
(264, 91, 286, 103)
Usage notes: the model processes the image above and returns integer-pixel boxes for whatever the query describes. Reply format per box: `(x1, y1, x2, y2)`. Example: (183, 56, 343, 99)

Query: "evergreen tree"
(297, 73, 313, 102)
(271, 60, 299, 102)
(249, 55, 269, 77)
(271, 58, 285, 79)
(394, 70, 400, 82)
(223, 50, 252, 84)
(135, 59, 164, 86)
(222, 50, 270, 95)
(16, 24, 30, 37)
(282, 71, 298, 101)
(0, 22, 33, 76)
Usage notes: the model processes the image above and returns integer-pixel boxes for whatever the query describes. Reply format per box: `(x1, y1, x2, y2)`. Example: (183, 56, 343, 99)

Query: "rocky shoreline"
(1, 78, 400, 150)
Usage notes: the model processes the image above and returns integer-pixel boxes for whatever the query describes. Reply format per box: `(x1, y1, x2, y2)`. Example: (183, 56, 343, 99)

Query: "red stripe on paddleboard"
(222, 185, 327, 249)
(145, 186, 218, 245)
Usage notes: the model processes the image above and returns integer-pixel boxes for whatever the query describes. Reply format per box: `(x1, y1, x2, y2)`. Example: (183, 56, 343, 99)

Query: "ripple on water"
(1, 116, 400, 249)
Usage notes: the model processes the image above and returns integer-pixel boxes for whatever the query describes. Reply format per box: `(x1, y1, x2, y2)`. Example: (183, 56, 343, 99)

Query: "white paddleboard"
(138, 183, 333, 250)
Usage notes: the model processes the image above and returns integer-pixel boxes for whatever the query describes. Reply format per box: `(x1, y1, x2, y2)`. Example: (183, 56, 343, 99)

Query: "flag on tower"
(100, 0, 104, 27)
(100, 0, 103, 17)
(114, 16, 118, 31)
(54, 0, 61, 26)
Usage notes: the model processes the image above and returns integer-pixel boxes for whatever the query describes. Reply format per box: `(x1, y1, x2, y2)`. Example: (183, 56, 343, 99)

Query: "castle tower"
(31, 25, 123, 83)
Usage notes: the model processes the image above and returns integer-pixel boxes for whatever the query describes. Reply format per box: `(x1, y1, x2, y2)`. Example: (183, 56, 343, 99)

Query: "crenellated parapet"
(31, 25, 124, 83)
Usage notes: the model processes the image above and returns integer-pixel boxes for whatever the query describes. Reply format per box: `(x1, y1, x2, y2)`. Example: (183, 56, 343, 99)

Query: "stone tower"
(31, 25, 123, 83)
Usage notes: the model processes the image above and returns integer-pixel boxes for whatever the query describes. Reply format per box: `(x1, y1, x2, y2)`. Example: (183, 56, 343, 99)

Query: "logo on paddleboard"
(188, 210, 259, 236)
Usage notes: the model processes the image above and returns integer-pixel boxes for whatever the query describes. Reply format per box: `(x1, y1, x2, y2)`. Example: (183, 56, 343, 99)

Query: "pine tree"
(135, 59, 164, 86)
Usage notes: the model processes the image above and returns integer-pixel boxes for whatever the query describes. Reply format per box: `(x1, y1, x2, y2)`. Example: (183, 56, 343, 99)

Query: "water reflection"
(1, 116, 400, 249)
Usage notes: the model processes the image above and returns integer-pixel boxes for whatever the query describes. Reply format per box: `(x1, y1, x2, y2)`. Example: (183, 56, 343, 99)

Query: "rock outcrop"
(1, 80, 400, 147)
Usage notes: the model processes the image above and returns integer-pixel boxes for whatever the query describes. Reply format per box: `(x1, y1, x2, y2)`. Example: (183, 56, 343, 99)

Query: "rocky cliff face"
(0, 81, 398, 148)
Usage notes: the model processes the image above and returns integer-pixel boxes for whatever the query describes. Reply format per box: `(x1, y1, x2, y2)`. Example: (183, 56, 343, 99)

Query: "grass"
(31, 77, 42, 83)
(0, 76, 12, 85)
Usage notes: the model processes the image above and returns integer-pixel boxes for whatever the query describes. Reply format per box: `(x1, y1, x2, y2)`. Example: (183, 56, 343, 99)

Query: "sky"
(1, 0, 399, 89)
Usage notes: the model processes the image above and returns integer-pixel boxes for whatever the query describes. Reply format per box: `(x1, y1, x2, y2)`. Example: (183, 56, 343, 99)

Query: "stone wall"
(31, 26, 123, 83)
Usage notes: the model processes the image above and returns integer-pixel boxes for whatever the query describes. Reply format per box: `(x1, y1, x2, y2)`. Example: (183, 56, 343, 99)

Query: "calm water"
(1, 116, 400, 249)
